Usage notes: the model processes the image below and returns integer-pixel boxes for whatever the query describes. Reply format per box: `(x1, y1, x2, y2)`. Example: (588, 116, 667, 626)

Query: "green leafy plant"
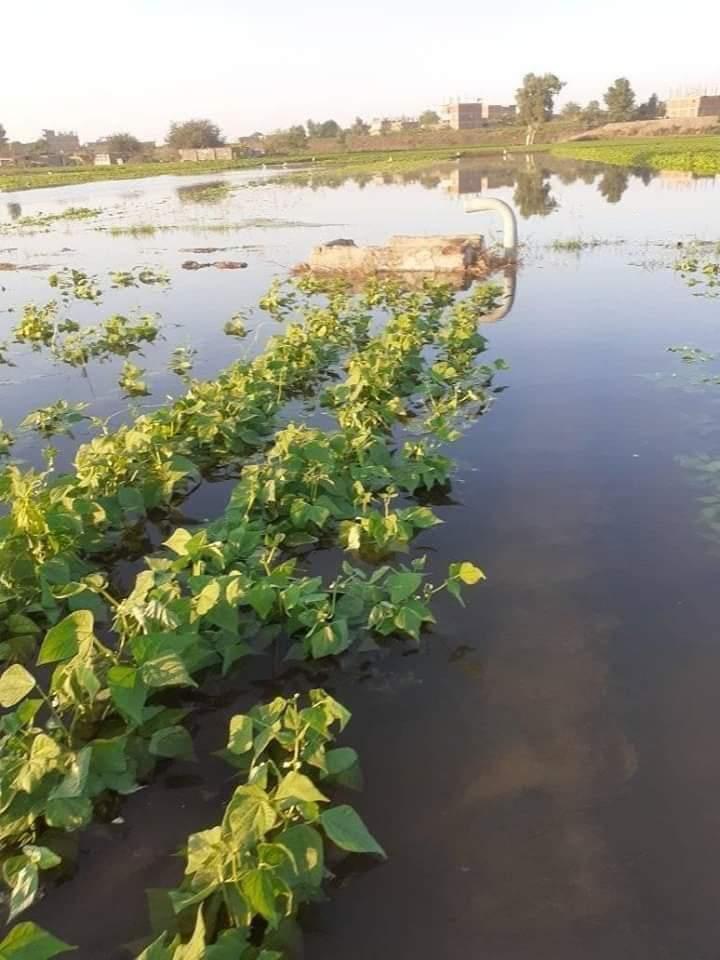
(168, 347, 197, 379)
(136, 690, 382, 957)
(20, 401, 89, 438)
(119, 361, 150, 397)
(224, 312, 248, 338)
(48, 269, 102, 304)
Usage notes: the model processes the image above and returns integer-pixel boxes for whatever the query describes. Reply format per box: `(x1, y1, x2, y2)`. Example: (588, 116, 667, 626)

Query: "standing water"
(2, 154, 720, 958)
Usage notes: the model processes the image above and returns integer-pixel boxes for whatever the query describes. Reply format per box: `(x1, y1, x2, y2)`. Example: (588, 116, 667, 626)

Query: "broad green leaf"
(140, 653, 196, 689)
(21, 847, 61, 871)
(8, 864, 38, 922)
(185, 826, 222, 876)
(275, 771, 328, 804)
(309, 619, 350, 658)
(324, 747, 362, 788)
(205, 929, 252, 959)
(149, 725, 194, 760)
(173, 906, 205, 960)
(225, 786, 276, 844)
(108, 665, 147, 726)
(319, 805, 386, 858)
(276, 824, 324, 886)
(44, 796, 92, 831)
(0, 921, 76, 958)
(135, 934, 173, 960)
(227, 715, 253, 755)
(15, 734, 62, 793)
(117, 486, 145, 512)
(387, 571, 422, 604)
(7, 615, 41, 637)
(241, 868, 279, 927)
(0, 665, 36, 708)
(394, 603, 423, 640)
(37, 611, 94, 666)
(246, 583, 275, 620)
(49, 747, 91, 800)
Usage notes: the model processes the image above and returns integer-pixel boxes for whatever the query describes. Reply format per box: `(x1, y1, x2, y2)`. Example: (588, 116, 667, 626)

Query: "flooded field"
(3, 154, 720, 959)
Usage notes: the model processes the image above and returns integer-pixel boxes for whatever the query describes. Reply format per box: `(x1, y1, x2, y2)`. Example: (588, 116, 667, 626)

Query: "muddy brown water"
(3, 155, 720, 958)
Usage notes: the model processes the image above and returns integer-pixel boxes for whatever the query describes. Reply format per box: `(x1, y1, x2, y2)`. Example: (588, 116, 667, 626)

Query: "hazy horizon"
(5, 0, 719, 143)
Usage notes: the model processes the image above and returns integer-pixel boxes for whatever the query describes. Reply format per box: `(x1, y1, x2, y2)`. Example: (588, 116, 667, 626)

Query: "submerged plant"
(136, 690, 382, 957)
(0, 421, 14, 456)
(224, 312, 248, 338)
(119, 360, 150, 396)
(48, 269, 102, 304)
(21, 401, 89, 438)
(168, 346, 197, 379)
(110, 267, 170, 288)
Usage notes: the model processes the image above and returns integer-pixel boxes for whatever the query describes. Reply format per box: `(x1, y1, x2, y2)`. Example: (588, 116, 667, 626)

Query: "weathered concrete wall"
(667, 96, 720, 119)
(302, 235, 486, 279)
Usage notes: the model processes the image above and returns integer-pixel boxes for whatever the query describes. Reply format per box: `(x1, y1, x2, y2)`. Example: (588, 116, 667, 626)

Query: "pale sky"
(4, 0, 719, 144)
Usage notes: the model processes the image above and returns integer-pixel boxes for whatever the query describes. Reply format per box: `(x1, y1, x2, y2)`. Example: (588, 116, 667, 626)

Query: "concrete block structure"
(300, 235, 488, 287)
(179, 146, 235, 162)
(666, 95, 720, 119)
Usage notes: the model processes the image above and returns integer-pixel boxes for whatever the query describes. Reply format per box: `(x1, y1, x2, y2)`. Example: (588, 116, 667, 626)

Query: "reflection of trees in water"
(598, 168, 630, 204)
(277, 153, 657, 204)
(7, 202, 21, 220)
(513, 168, 558, 218)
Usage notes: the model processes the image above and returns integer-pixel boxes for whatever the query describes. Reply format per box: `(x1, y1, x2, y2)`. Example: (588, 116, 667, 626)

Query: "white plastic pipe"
(463, 196, 518, 259)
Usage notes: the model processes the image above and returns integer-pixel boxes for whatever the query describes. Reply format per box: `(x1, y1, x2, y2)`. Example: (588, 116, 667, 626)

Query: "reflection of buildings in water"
(656, 169, 720, 189)
(444, 167, 517, 197)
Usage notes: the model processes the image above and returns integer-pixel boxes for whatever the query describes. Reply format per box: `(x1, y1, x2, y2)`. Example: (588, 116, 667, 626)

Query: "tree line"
(0, 78, 667, 160)
(516, 74, 664, 144)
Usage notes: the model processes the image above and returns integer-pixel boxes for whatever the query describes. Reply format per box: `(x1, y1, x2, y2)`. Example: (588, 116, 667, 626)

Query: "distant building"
(0, 157, 16, 167)
(443, 100, 517, 130)
(43, 130, 80, 156)
(179, 146, 235, 162)
(665, 95, 720, 119)
(94, 153, 124, 166)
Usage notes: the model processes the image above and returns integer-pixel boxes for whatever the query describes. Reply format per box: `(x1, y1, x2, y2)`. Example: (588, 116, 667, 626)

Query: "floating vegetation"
(110, 267, 170, 288)
(168, 345, 197, 379)
(108, 223, 158, 238)
(224, 312, 248, 338)
(49, 268, 103, 303)
(181, 258, 247, 270)
(11, 303, 161, 365)
(550, 236, 625, 252)
(119, 360, 150, 396)
(20, 401, 89, 438)
(0, 207, 102, 233)
(105, 218, 331, 238)
(667, 345, 715, 363)
(13, 302, 59, 345)
(674, 248, 720, 297)
(0, 420, 14, 456)
(176, 179, 234, 204)
(0, 277, 504, 953)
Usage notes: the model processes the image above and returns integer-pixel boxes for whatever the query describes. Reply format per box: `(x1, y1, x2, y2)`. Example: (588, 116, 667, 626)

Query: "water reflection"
(282, 153, 671, 217)
(598, 168, 630, 204)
